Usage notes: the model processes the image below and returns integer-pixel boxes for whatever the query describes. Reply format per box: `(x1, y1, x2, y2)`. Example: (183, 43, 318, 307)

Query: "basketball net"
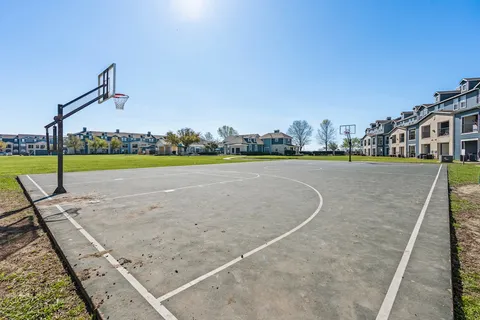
(113, 93, 129, 110)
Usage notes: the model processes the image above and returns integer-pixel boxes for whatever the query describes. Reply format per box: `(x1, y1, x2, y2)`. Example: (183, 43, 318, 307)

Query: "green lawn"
(248, 155, 439, 163)
(0, 155, 259, 191)
(448, 163, 480, 320)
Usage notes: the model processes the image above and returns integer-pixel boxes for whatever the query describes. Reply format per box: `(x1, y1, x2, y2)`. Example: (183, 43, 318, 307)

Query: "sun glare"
(170, 0, 209, 21)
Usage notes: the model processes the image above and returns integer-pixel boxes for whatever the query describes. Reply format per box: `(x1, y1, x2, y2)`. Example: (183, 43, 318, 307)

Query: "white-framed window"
(275, 138, 278, 142)
(462, 83, 468, 92)
(435, 95, 440, 102)
(409, 129, 416, 140)
(460, 95, 467, 109)
(453, 98, 459, 110)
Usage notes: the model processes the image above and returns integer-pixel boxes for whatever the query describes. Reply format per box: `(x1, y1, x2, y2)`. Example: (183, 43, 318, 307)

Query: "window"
(368, 140, 370, 146)
(385, 137, 389, 145)
(435, 95, 440, 102)
(453, 98, 458, 110)
(462, 83, 468, 92)
(460, 96, 467, 109)
(40, 145, 45, 149)
(372, 137, 376, 145)
(391, 135, 396, 143)
(400, 133, 405, 143)
(408, 129, 416, 140)
(28, 144, 34, 149)
(378, 137, 383, 145)
(461, 114, 478, 133)
(275, 138, 278, 142)
(36, 145, 39, 149)
(421, 125, 430, 139)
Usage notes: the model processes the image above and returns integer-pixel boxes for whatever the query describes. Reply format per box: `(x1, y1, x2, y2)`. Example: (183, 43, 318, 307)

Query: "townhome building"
(362, 117, 393, 156)
(362, 76, 480, 161)
(0, 133, 55, 155)
(223, 130, 298, 155)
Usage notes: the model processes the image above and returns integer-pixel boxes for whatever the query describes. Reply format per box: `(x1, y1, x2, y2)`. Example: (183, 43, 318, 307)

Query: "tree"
(164, 131, 180, 154)
(205, 141, 219, 152)
(86, 136, 108, 154)
(202, 132, 215, 142)
(65, 134, 83, 154)
(0, 141, 7, 151)
(317, 119, 336, 151)
(328, 142, 338, 154)
(217, 125, 238, 139)
(341, 137, 361, 153)
(110, 137, 122, 154)
(287, 120, 313, 151)
(178, 128, 200, 154)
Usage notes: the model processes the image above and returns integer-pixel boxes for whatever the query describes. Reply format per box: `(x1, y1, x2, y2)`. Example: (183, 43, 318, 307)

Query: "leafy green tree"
(317, 119, 336, 151)
(217, 125, 238, 140)
(287, 120, 313, 151)
(86, 136, 108, 154)
(110, 137, 122, 154)
(0, 141, 7, 151)
(164, 131, 180, 154)
(205, 141, 219, 152)
(177, 128, 200, 154)
(328, 142, 338, 154)
(65, 134, 83, 154)
(341, 137, 361, 152)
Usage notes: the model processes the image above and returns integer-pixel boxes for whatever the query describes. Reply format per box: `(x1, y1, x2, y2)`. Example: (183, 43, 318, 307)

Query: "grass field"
(448, 164, 480, 320)
(1, 155, 478, 319)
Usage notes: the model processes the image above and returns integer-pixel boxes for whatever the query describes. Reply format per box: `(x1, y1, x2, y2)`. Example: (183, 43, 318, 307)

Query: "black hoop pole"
(45, 128, 50, 155)
(53, 104, 66, 194)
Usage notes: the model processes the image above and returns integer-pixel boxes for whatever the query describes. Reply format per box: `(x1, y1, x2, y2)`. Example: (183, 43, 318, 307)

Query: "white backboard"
(461, 149, 466, 156)
(98, 63, 116, 104)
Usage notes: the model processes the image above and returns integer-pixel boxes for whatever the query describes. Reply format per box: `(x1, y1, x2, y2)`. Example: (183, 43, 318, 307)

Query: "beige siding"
(389, 128, 407, 156)
(418, 114, 454, 158)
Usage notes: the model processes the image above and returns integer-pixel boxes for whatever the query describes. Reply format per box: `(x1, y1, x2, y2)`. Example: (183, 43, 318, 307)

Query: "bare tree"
(287, 120, 313, 151)
(317, 119, 336, 151)
(217, 125, 238, 139)
(202, 132, 215, 142)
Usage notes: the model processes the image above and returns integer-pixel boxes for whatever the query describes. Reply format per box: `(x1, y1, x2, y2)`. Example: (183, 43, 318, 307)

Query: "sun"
(170, 0, 209, 21)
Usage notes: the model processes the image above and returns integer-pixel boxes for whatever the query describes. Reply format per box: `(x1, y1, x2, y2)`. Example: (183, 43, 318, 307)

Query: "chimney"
(83, 127, 87, 132)
(386, 117, 391, 120)
(274, 129, 280, 133)
(147, 131, 151, 136)
(116, 129, 120, 133)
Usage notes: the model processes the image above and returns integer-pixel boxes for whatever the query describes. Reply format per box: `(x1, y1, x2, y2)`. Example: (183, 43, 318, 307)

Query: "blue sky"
(1, 0, 479, 150)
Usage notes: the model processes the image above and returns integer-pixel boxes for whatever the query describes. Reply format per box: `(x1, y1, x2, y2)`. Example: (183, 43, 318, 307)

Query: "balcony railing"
(438, 127, 449, 136)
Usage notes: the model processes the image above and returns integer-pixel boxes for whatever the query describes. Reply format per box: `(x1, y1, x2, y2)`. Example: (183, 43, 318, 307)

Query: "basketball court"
(18, 160, 452, 320)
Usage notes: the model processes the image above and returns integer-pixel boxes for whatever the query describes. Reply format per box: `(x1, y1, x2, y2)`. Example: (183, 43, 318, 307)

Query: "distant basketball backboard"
(98, 63, 116, 104)
(339, 124, 356, 135)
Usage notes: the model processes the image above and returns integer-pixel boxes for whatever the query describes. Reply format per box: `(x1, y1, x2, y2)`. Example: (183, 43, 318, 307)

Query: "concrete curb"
(16, 176, 104, 320)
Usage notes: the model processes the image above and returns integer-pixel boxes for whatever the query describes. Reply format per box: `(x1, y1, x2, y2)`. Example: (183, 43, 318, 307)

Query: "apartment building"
(362, 118, 393, 156)
(68, 128, 172, 155)
(361, 77, 480, 161)
(0, 134, 54, 155)
(223, 130, 298, 155)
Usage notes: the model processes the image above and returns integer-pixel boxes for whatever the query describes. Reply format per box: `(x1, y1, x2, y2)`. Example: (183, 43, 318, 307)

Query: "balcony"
(438, 127, 449, 136)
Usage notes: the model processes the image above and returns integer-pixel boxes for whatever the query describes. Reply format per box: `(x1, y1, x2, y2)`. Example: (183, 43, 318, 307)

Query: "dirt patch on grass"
(451, 184, 480, 319)
(0, 189, 90, 320)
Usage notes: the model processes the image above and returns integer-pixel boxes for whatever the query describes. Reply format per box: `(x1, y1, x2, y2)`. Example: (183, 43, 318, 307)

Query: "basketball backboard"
(339, 124, 356, 135)
(98, 63, 116, 104)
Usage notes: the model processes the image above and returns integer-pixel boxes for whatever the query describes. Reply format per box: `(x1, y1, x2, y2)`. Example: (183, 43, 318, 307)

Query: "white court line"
(108, 173, 260, 200)
(42, 172, 191, 187)
(26, 175, 177, 320)
(375, 164, 443, 320)
(156, 173, 324, 302)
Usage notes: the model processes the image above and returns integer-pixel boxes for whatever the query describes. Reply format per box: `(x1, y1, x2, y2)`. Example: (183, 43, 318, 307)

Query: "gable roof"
(260, 131, 292, 139)
(416, 110, 454, 126)
(434, 90, 460, 96)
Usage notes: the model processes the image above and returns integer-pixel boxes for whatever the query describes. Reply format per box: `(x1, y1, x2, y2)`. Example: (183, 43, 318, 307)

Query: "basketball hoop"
(113, 93, 129, 110)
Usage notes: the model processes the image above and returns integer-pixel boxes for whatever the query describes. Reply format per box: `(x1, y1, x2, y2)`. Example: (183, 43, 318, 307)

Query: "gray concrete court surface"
(19, 160, 452, 320)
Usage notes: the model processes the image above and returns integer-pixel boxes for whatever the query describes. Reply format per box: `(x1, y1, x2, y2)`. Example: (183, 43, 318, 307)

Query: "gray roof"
(434, 90, 460, 95)
(260, 131, 292, 139)
(73, 130, 164, 140)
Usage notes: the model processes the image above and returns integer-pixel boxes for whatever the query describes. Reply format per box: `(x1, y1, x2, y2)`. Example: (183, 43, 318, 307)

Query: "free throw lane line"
(26, 175, 178, 320)
(156, 173, 323, 302)
(375, 164, 443, 320)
